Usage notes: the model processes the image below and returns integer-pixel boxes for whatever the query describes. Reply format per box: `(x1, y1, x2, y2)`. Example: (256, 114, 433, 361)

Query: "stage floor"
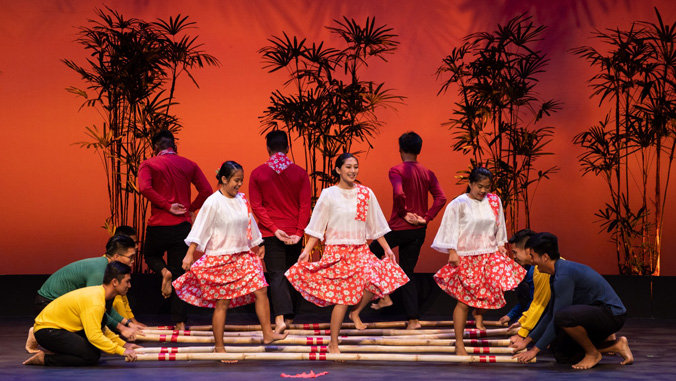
(3, 315, 674, 380)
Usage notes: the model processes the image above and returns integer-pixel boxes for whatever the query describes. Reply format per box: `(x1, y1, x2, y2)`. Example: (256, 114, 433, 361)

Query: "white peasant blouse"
(431, 193, 507, 256)
(185, 191, 264, 255)
(304, 186, 391, 245)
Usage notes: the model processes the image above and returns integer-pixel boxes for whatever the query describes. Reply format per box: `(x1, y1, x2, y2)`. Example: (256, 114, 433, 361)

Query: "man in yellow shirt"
(23, 262, 142, 366)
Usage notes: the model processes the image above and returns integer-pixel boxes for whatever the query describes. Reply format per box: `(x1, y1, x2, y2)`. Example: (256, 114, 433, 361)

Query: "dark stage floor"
(2, 315, 674, 381)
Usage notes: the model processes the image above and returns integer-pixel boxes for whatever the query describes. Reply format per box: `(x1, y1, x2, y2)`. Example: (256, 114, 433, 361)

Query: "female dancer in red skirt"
(285, 153, 409, 354)
(431, 167, 525, 356)
(174, 161, 286, 360)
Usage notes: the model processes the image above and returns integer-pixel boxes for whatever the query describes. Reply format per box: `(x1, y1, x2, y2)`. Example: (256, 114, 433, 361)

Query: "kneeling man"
(24, 262, 142, 366)
(514, 232, 633, 369)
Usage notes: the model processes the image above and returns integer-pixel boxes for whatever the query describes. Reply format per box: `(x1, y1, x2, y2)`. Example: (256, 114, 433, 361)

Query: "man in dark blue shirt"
(514, 232, 633, 369)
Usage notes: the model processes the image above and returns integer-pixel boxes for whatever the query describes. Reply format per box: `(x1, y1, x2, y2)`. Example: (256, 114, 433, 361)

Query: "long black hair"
(216, 161, 243, 184)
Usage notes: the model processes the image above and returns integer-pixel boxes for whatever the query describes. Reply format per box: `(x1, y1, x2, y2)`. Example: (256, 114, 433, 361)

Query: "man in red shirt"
(138, 130, 212, 330)
(369, 132, 447, 329)
(249, 131, 311, 333)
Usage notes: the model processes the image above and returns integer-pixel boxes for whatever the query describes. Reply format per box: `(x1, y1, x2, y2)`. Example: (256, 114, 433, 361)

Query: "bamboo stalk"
(141, 328, 512, 338)
(146, 320, 506, 332)
(137, 334, 510, 347)
(132, 352, 533, 363)
(139, 345, 519, 354)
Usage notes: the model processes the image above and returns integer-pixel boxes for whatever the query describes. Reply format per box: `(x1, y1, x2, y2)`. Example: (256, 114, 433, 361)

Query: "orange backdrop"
(1, 0, 675, 275)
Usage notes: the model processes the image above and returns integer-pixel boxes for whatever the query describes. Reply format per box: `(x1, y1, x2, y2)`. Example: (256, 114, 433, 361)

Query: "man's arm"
(296, 171, 312, 236)
(82, 306, 127, 355)
(388, 168, 408, 219)
(533, 275, 574, 350)
(189, 165, 213, 212)
(424, 171, 447, 222)
(138, 163, 172, 210)
(517, 270, 552, 337)
(249, 172, 279, 233)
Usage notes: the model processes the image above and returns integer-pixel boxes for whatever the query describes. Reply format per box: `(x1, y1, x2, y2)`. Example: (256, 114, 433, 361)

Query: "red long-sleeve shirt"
(249, 162, 312, 237)
(387, 161, 447, 231)
(138, 152, 212, 226)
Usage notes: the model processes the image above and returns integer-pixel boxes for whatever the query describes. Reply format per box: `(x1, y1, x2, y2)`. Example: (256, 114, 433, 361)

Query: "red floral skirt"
(285, 244, 409, 307)
(433, 251, 526, 309)
(173, 251, 268, 309)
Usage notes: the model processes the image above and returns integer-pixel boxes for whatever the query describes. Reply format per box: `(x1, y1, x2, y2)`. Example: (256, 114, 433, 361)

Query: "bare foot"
(274, 316, 287, 334)
(23, 350, 45, 366)
(348, 311, 366, 330)
(174, 322, 186, 331)
(406, 319, 422, 330)
(25, 327, 39, 354)
(572, 352, 602, 369)
(604, 333, 618, 355)
(370, 296, 393, 311)
(214, 346, 237, 363)
(263, 331, 288, 344)
(603, 336, 633, 365)
(328, 342, 344, 362)
(161, 270, 173, 299)
(455, 346, 468, 356)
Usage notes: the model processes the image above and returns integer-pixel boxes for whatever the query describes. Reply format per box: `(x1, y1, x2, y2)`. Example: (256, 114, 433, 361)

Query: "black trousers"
(369, 228, 426, 320)
(144, 222, 191, 324)
(551, 304, 627, 364)
(263, 236, 302, 318)
(34, 328, 101, 366)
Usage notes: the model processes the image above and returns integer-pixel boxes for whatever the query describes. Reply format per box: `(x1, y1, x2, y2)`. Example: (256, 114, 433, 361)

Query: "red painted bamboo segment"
(284, 328, 511, 337)
(132, 352, 533, 363)
(138, 345, 519, 354)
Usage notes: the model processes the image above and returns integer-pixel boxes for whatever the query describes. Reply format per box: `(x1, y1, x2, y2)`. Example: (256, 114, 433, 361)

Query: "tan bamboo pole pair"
(131, 352, 533, 363)
(137, 334, 510, 347)
(148, 320, 506, 331)
(138, 345, 519, 354)
(141, 327, 512, 338)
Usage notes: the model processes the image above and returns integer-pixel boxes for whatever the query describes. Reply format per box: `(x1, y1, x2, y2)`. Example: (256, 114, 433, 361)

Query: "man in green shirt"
(26, 235, 141, 353)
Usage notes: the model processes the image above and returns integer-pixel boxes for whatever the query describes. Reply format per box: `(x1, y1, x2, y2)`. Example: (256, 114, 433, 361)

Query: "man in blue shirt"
(514, 232, 633, 369)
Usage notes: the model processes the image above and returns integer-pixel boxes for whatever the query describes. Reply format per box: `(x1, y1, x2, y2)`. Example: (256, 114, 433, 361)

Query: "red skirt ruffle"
(173, 251, 268, 309)
(433, 251, 526, 309)
(285, 244, 409, 307)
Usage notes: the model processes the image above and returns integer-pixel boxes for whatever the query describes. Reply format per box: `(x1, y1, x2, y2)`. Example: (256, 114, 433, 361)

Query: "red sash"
(355, 185, 370, 222)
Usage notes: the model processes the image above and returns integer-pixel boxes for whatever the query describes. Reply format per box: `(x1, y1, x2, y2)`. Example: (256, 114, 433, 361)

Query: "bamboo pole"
(141, 328, 512, 338)
(139, 345, 520, 354)
(137, 334, 510, 347)
(132, 352, 533, 363)
(146, 320, 506, 331)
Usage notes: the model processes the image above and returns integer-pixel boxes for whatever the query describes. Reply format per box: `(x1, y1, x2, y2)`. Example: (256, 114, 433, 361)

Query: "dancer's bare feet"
(348, 311, 366, 330)
(23, 350, 45, 366)
(25, 327, 39, 354)
(406, 319, 421, 330)
(455, 345, 468, 356)
(263, 331, 288, 344)
(274, 316, 287, 334)
(370, 295, 393, 311)
(572, 351, 602, 369)
(328, 341, 345, 362)
(602, 336, 633, 365)
(214, 346, 237, 363)
(161, 269, 173, 299)
(472, 310, 485, 330)
(174, 322, 186, 331)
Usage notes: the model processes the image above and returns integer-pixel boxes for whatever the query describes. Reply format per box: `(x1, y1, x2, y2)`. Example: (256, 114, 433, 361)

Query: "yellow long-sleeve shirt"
(34, 285, 127, 355)
(112, 295, 134, 320)
(517, 266, 551, 337)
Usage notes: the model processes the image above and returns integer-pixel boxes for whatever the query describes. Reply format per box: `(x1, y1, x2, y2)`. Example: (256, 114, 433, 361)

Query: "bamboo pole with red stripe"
(137, 334, 510, 347)
(146, 320, 506, 331)
(131, 352, 532, 363)
(138, 344, 519, 354)
(140, 327, 512, 338)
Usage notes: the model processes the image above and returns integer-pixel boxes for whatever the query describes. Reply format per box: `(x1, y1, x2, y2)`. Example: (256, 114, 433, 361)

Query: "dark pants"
(369, 228, 426, 320)
(144, 222, 191, 324)
(34, 294, 53, 316)
(263, 236, 302, 318)
(551, 304, 627, 364)
(34, 328, 101, 366)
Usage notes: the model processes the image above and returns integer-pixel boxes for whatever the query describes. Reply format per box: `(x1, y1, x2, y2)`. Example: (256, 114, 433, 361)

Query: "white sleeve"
(304, 189, 330, 240)
(365, 188, 391, 240)
(249, 212, 264, 247)
(496, 196, 508, 246)
(185, 197, 215, 252)
(431, 199, 459, 253)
